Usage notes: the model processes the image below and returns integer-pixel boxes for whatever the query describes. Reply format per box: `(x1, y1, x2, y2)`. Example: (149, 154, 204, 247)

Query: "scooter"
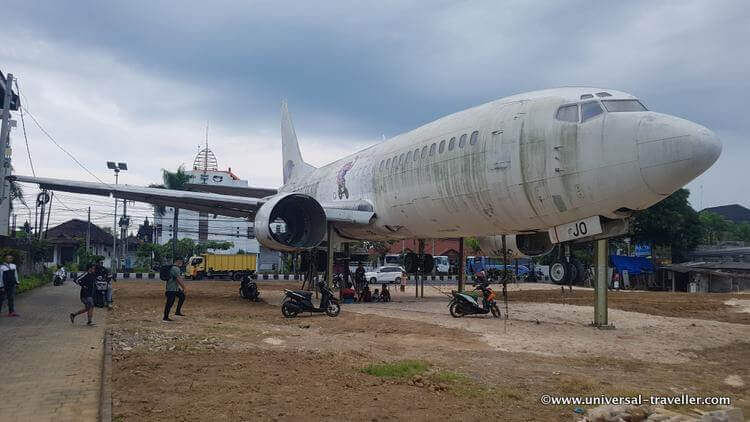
(53, 267, 67, 286)
(239, 274, 261, 301)
(448, 282, 501, 318)
(281, 281, 341, 318)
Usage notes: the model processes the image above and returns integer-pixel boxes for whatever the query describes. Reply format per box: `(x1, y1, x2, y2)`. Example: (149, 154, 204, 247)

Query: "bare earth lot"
(110, 281, 750, 421)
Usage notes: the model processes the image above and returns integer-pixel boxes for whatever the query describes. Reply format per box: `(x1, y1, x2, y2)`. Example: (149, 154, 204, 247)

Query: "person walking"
(163, 258, 187, 322)
(69, 263, 97, 326)
(0, 254, 20, 317)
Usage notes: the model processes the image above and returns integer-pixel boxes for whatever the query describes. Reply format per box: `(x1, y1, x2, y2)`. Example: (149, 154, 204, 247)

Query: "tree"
(150, 165, 193, 258)
(699, 211, 732, 245)
(630, 188, 703, 263)
(464, 237, 482, 255)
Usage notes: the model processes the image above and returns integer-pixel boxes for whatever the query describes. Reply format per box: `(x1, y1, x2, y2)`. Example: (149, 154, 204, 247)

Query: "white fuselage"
(281, 88, 721, 241)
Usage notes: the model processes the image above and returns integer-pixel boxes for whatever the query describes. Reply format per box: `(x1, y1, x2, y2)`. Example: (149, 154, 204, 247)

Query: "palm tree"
(150, 165, 192, 260)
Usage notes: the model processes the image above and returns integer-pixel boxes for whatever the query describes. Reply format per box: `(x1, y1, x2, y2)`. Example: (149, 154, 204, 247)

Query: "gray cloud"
(3, 0, 748, 227)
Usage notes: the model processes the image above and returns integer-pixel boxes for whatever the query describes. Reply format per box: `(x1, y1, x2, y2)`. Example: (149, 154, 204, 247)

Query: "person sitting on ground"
(359, 285, 372, 303)
(163, 258, 187, 322)
(70, 263, 97, 326)
(373, 288, 380, 302)
(341, 281, 356, 300)
(380, 283, 391, 302)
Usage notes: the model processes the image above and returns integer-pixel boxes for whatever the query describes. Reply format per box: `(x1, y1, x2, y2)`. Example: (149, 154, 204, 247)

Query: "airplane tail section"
(281, 101, 316, 184)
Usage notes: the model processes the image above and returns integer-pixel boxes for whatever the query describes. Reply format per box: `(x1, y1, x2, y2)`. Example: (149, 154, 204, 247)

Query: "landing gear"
(402, 252, 433, 273)
(550, 260, 569, 284)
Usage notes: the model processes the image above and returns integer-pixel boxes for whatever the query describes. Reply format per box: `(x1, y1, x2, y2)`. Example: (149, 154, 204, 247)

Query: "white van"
(384, 254, 401, 266)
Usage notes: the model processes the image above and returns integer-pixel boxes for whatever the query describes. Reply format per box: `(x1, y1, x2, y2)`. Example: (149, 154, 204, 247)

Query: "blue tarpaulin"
(610, 255, 654, 275)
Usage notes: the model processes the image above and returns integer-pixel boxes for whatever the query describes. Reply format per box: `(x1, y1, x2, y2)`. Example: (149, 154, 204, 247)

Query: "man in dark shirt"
(163, 258, 187, 322)
(70, 263, 97, 326)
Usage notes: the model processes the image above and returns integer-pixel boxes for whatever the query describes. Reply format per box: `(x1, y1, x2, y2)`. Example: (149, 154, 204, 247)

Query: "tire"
(491, 303, 501, 318)
(239, 287, 245, 298)
(281, 302, 298, 318)
(394, 277, 401, 285)
(403, 253, 418, 273)
(195, 273, 204, 280)
(325, 301, 341, 317)
(232, 272, 243, 281)
(550, 260, 569, 284)
(449, 301, 464, 318)
(370, 277, 377, 284)
(421, 254, 434, 273)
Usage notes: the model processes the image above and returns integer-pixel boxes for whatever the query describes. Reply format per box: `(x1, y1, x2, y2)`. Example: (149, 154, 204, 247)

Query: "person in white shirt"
(0, 254, 20, 317)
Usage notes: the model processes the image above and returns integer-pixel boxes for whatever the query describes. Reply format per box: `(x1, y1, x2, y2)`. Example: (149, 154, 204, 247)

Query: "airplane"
(11, 87, 721, 284)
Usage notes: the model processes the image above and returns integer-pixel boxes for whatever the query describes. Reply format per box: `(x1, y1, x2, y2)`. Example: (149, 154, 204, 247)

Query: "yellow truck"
(186, 254, 257, 280)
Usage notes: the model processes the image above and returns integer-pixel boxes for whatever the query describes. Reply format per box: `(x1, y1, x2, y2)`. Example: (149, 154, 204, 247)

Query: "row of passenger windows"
(379, 130, 479, 171)
(555, 99, 647, 124)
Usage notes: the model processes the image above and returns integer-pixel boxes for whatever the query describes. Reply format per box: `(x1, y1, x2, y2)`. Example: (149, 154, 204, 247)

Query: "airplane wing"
(10, 175, 374, 224)
(183, 183, 278, 198)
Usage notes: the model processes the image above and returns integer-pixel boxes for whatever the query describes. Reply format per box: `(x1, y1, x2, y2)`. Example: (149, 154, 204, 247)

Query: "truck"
(185, 254, 257, 281)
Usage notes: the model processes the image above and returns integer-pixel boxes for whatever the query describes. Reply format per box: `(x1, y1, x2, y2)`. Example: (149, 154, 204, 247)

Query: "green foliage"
(17, 269, 54, 294)
(630, 188, 703, 263)
(150, 165, 193, 216)
(137, 239, 235, 268)
(464, 237, 481, 254)
(194, 240, 233, 255)
(361, 360, 430, 378)
(75, 245, 104, 270)
(698, 211, 750, 244)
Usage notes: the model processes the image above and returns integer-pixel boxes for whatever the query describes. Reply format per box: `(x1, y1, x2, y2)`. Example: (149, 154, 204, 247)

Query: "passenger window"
(421, 146, 428, 159)
(386, 158, 391, 168)
(459, 134, 467, 148)
(429, 143, 436, 156)
(581, 101, 603, 122)
(414, 149, 419, 161)
(556, 104, 579, 123)
(438, 140, 446, 153)
(470, 131, 479, 145)
(406, 150, 413, 162)
(448, 137, 456, 151)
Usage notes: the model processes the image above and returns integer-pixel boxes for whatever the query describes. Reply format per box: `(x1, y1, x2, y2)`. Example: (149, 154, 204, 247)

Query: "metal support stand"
(457, 237, 465, 292)
(326, 223, 334, 289)
(593, 239, 614, 329)
(418, 239, 425, 298)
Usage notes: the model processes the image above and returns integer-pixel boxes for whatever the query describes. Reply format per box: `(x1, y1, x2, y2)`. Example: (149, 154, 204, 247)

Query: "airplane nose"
(637, 114, 722, 195)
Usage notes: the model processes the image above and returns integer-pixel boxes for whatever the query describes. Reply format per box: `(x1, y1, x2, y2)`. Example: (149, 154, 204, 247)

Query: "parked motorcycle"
(281, 281, 340, 318)
(239, 274, 260, 301)
(448, 282, 501, 318)
(53, 267, 67, 286)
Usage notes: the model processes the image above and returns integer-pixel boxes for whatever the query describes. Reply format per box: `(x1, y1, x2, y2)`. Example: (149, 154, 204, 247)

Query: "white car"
(365, 266, 405, 284)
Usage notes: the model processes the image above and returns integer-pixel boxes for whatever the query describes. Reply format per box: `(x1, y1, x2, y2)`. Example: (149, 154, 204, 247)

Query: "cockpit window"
(602, 99, 647, 112)
(556, 104, 579, 123)
(580, 94, 594, 99)
(595, 92, 612, 97)
(581, 101, 603, 122)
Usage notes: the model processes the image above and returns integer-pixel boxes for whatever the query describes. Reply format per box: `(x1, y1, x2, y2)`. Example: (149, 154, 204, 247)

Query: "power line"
(21, 106, 110, 186)
(14, 80, 35, 177)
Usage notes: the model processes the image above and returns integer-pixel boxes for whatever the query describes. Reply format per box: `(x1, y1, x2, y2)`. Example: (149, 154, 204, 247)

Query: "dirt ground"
(109, 281, 750, 421)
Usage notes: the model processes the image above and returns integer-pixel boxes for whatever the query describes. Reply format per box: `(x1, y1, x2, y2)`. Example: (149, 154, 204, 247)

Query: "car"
(365, 266, 405, 284)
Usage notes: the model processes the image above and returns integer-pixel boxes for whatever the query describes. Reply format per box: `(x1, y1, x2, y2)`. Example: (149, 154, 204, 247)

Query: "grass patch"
(362, 360, 430, 378)
(431, 370, 468, 383)
(17, 272, 52, 294)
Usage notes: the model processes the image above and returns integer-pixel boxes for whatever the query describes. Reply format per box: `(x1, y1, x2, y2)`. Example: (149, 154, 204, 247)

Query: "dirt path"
(109, 281, 750, 421)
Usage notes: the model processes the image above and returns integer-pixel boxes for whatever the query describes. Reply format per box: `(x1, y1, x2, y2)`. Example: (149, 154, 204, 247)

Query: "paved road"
(0, 282, 104, 422)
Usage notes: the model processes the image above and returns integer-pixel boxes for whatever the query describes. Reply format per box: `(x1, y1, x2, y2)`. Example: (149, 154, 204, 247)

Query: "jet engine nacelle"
(254, 193, 327, 252)
(476, 233, 554, 259)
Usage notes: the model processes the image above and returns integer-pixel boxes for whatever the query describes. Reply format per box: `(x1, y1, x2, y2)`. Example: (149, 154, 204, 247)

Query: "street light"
(107, 161, 127, 271)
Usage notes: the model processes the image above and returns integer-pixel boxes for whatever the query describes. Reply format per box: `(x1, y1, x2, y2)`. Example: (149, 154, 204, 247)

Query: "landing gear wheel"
(281, 302, 298, 318)
(403, 253, 418, 273)
(421, 254, 434, 273)
(550, 260, 569, 285)
(325, 302, 341, 317)
(491, 303, 501, 318)
(449, 302, 464, 318)
(572, 259, 585, 284)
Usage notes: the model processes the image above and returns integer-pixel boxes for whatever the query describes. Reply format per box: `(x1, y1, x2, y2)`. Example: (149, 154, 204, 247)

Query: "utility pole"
(0, 71, 19, 236)
(44, 191, 53, 238)
(120, 199, 128, 269)
(86, 207, 91, 252)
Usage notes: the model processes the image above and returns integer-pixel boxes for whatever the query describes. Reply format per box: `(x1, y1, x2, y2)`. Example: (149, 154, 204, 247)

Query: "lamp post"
(107, 161, 127, 271)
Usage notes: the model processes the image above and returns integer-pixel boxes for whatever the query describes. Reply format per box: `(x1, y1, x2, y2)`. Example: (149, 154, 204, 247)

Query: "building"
(658, 261, 750, 292)
(700, 204, 750, 224)
(153, 145, 280, 270)
(43, 219, 117, 268)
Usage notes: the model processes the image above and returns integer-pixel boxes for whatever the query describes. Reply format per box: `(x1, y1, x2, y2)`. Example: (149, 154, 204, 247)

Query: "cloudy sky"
(3, 0, 748, 229)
